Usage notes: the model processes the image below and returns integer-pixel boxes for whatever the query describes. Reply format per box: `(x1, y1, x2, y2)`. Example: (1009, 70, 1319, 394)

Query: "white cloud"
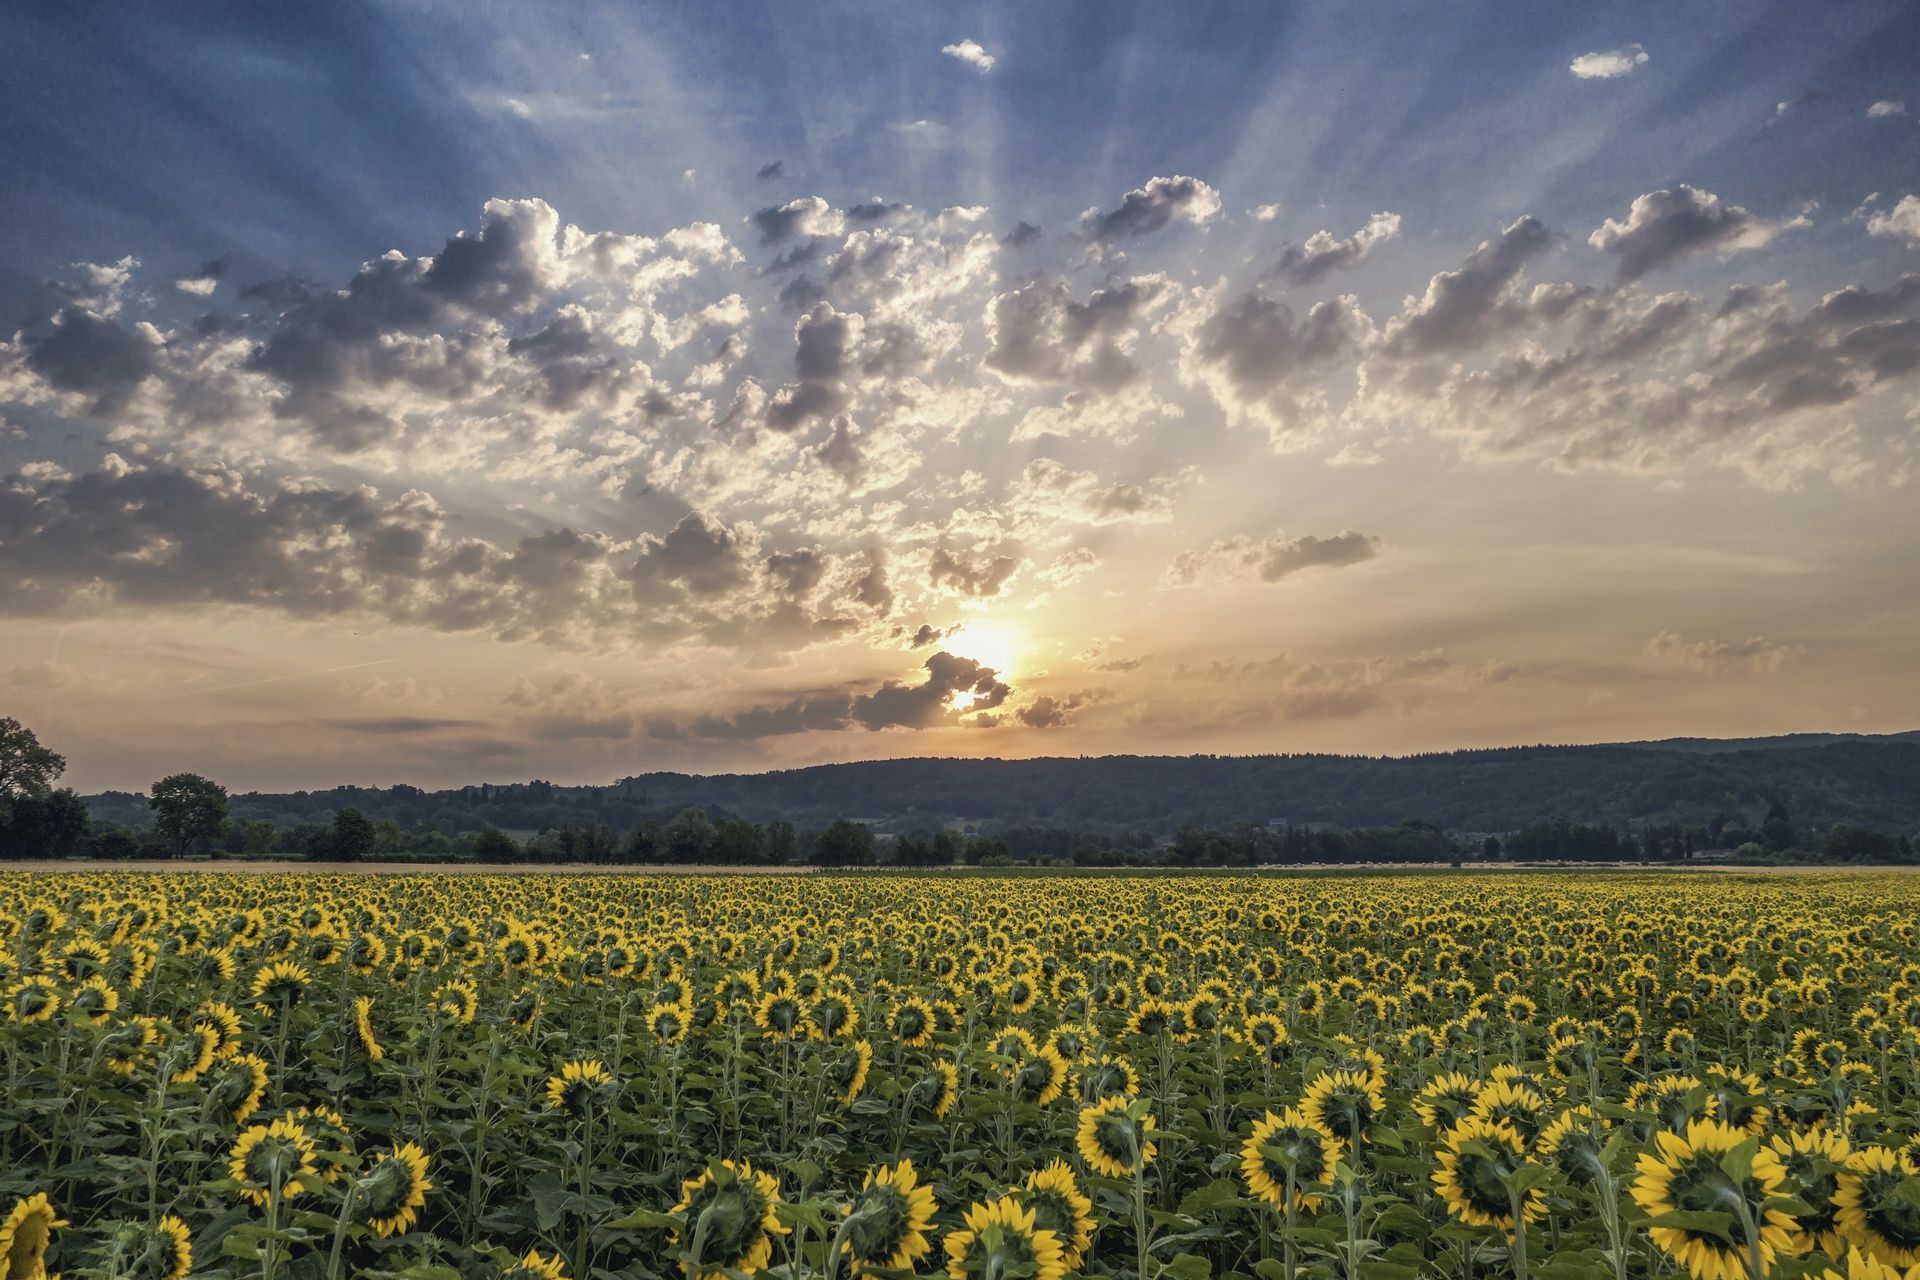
(1569, 44, 1648, 79)
(1866, 194, 1920, 247)
(1251, 203, 1283, 221)
(1867, 98, 1906, 119)
(941, 39, 995, 73)
(1643, 632, 1802, 676)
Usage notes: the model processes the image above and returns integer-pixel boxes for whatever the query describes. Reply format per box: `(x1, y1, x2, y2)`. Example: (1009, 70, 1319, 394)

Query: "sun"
(953, 619, 1024, 682)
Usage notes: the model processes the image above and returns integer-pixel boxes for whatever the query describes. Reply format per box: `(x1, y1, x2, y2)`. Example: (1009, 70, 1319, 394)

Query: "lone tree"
(323, 807, 377, 862)
(0, 716, 67, 809)
(149, 773, 229, 858)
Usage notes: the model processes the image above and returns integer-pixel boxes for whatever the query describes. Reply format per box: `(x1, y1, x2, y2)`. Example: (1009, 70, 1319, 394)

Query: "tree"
(322, 807, 378, 861)
(1760, 801, 1798, 852)
(0, 788, 90, 859)
(472, 827, 520, 861)
(814, 819, 875, 867)
(148, 773, 229, 858)
(0, 717, 66, 805)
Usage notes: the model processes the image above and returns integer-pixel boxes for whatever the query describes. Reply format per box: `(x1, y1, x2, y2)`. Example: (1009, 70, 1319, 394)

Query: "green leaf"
(1644, 1210, 1736, 1244)
(1164, 1252, 1213, 1280)
(603, 1208, 682, 1230)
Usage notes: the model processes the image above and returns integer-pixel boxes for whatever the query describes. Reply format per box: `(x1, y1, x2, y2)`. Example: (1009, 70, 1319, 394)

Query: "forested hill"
(616, 738, 1920, 832)
(82, 733, 1920, 836)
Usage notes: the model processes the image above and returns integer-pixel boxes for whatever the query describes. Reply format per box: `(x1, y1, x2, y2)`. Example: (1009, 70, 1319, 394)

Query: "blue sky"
(2, 1, 1918, 789)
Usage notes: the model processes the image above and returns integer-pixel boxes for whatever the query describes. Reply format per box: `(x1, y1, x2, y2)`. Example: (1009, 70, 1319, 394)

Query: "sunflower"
(434, 979, 478, 1025)
(211, 1049, 271, 1124)
(1835, 1146, 1920, 1268)
(5, 978, 60, 1024)
(1470, 1078, 1552, 1146)
(829, 1039, 875, 1105)
(649, 1000, 692, 1044)
(1301, 1069, 1385, 1146)
(1015, 1160, 1096, 1271)
(166, 1022, 220, 1085)
(1433, 1118, 1545, 1230)
(1010, 1045, 1070, 1107)
(291, 1105, 355, 1182)
(351, 994, 384, 1062)
(1771, 1126, 1851, 1258)
(544, 1058, 614, 1114)
(153, 1214, 193, 1280)
(1076, 1095, 1157, 1179)
(1077, 1054, 1140, 1104)
(1815, 1246, 1918, 1280)
(916, 1060, 961, 1120)
(67, 975, 120, 1024)
(754, 991, 805, 1040)
(943, 1196, 1066, 1280)
(1632, 1118, 1794, 1280)
(0, 1193, 66, 1280)
(887, 994, 936, 1047)
(503, 1248, 570, 1279)
(249, 960, 311, 1013)
(841, 1160, 938, 1276)
(1413, 1073, 1482, 1132)
(1242, 1107, 1344, 1212)
(358, 1142, 434, 1238)
(228, 1117, 320, 1207)
(1537, 1106, 1611, 1186)
(670, 1159, 788, 1280)
(192, 1001, 245, 1054)
(105, 1214, 193, 1280)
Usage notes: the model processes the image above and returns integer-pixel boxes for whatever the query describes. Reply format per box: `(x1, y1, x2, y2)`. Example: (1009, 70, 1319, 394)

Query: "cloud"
(1588, 185, 1809, 282)
(1268, 212, 1401, 287)
(1867, 195, 1920, 248)
(653, 649, 1010, 738)
(1015, 689, 1103, 728)
(1174, 282, 1371, 446)
(1163, 529, 1382, 587)
(756, 160, 784, 181)
(1380, 215, 1552, 357)
(1079, 176, 1221, 245)
(1867, 98, 1906, 119)
(983, 275, 1168, 394)
(175, 260, 226, 296)
(1251, 204, 1283, 222)
(1643, 632, 1802, 675)
(941, 39, 995, 73)
(1569, 44, 1648, 79)
(1007, 458, 1177, 525)
(0, 454, 867, 653)
(749, 196, 844, 246)
(929, 546, 1023, 599)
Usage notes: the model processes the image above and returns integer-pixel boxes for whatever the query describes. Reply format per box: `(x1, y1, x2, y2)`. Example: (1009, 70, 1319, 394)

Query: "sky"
(2, 0, 1919, 793)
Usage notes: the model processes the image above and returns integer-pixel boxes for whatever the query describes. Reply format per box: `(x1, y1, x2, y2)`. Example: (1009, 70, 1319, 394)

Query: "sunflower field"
(5, 870, 1920, 1280)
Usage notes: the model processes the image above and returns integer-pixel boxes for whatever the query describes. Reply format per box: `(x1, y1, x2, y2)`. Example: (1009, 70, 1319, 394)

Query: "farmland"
(3, 870, 1918, 1280)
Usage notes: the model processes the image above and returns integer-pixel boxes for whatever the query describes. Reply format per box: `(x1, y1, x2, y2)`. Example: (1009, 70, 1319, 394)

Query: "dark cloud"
(1000, 221, 1042, 248)
(929, 547, 1022, 598)
(748, 196, 837, 246)
(845, 197, 910, 225)
(767, 302, 858, 431)
(653, 650, 1009, 739)
(22, 308, 160, 413)
(1015, 689, 1101, 728)
(628, 512, 749, 599)
(852, 548, 893, 613)
(1268, 212, 1401, 287)
(1165, 529, 1383, 586)
(908, 623, 951, 648)
(1381, 215, 1552, 358)
(984, 276, 1163, 392)
(325, 717, 486, 735)
(1588, 185, 1805, 283)
(756, 160, 784, 181)
(1078, 175, 1221, 245)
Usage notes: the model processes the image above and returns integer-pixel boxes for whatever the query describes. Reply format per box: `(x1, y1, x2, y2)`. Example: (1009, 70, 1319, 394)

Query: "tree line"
(3, 716, 1916, 866)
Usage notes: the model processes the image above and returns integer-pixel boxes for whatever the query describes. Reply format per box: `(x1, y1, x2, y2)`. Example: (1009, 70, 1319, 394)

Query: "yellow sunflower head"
(1630, 1119, 1795, 1280)
(842, 1160, 938, 1276)
(1075, 1094, 1157, 1179)
(669, 1159, 788, 1280)
(0, 1193, 67, 1280)
(943, 1195, 1065, 1280)
(1433, 1118, 1546, 1230)
(358, 1142, 434, 1238)
(1242, 1107, 1345, 1212)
